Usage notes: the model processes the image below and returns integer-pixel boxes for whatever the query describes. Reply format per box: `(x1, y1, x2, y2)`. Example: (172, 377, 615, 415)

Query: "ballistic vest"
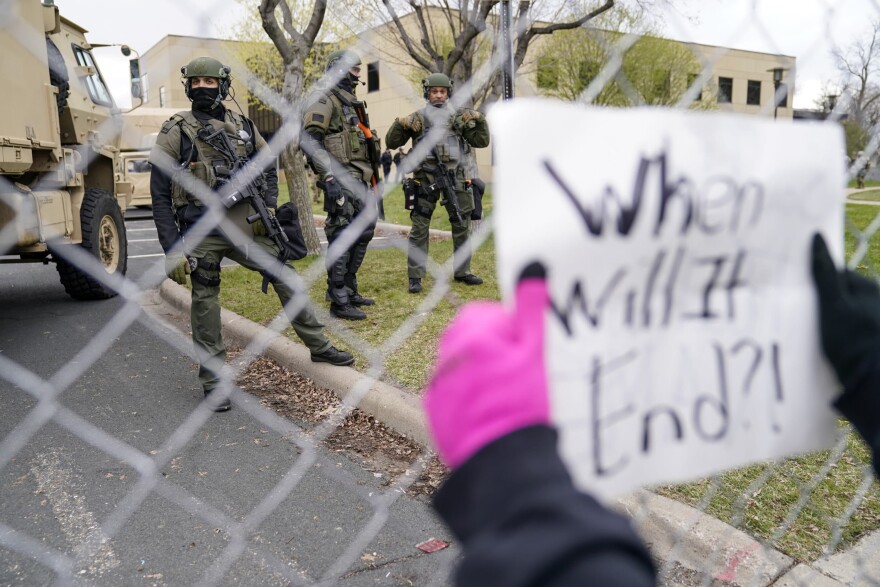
(411, 103, 463, 175)
(169, 110, 253, 209)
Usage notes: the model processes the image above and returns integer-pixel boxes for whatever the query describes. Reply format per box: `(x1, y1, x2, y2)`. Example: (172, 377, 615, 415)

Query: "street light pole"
(120, 45, 143, 103)
(769, 67, 786, 120)
(500, 0, 515, 101)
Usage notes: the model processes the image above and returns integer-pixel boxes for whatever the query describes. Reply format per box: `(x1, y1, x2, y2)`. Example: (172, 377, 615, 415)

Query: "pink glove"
(424, 263, 551, 468)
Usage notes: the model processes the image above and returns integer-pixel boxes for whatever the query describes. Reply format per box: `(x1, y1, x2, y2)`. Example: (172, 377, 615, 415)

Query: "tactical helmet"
(180, 56, 232, 101)
(326, 49, 361, 72)
(422, 72, 453, 100)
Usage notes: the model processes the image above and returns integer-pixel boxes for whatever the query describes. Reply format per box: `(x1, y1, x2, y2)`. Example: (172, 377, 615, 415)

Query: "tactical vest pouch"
(435, 136, 461, 166)
(324, 132, 350, 165)
(348, 128, 361, 154)
(171, 160, 216, 208)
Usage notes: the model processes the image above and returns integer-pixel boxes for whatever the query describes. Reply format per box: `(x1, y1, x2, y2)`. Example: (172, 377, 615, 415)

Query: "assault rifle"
(428, 147, 463, 225)
(196, 124, 291, 294)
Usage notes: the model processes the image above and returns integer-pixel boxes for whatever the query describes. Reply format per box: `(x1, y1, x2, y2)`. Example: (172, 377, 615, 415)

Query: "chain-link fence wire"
(1, 1, 880, 585)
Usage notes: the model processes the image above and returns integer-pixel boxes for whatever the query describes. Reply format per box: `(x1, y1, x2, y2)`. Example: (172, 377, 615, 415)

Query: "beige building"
(136, 16, 797, 182)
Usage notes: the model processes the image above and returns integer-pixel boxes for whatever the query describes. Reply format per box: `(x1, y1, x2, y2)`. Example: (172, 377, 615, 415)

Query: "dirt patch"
(232, 351, 447, 497)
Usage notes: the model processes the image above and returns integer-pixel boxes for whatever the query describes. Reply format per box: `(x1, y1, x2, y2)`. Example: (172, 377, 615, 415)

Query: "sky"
(52, 0, 880, 110)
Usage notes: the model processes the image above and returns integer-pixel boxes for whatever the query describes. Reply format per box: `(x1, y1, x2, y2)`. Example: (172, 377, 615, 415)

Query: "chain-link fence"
(2, 1, 880, 585)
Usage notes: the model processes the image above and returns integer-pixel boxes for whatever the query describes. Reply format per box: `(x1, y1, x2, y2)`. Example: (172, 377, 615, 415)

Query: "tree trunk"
(281, 144, 322, 255)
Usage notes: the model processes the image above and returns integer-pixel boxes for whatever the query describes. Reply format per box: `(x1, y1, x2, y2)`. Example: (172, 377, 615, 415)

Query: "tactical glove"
(424, 262, 550, 468)
(323, 176, 344, 206)
(811, 233, 880, 462)
(165, 253, 191, 285)
(252, 207, 275, 238)
(396, 114, 422, 134)
(459, 108, 481, 124)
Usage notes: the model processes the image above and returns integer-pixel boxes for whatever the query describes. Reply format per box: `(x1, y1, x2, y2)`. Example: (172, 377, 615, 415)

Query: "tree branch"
(260, 0, 294, 63)
(302, 0, 327, 46)
(381, 0, 434, 71)
(445, 0, 493, 73)
(530, 0, 614, 35)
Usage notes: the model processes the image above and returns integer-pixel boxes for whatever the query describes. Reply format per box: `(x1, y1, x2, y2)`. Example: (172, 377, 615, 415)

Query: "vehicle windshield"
(72, 45, 114, 107)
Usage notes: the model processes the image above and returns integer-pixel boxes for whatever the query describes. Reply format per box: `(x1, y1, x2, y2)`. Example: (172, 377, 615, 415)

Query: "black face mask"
(338, 76, 354, 94)
(190, 86, 220, 111)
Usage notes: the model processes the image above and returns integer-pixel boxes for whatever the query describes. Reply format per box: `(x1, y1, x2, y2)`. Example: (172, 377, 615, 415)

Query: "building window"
(367, 61, 379, 93)
(159, 85, 167, 107)
(717, 77, 733, 104)
(746, 80, 761, 105)
(141, 73, 150, 104)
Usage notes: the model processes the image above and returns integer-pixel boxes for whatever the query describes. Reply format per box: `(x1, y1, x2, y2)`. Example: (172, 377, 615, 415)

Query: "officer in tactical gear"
(302, 49, 380, 320)
(385, 72, 490, 294)
(150, 56, 354, 412)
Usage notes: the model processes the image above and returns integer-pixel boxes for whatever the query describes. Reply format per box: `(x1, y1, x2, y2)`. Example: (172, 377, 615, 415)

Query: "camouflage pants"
(407, 187, 474, 280)
(186, 235, 329, 392)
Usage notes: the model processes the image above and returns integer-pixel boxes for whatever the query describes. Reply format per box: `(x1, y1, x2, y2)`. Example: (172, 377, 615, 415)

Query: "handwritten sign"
(489, 99, 846, 499)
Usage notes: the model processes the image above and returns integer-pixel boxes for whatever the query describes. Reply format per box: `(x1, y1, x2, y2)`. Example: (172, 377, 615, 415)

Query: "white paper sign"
(490, 99, 846, 500)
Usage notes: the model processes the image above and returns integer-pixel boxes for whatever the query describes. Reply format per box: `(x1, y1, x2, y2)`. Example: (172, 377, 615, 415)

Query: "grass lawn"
(217, 197, 880, 562)
(657, 203, 880, 561)
(219, 234, 499, 391)
(848, 189, 880, 202)
(847, 179, 880, 189)
(279, 180, 494, 232)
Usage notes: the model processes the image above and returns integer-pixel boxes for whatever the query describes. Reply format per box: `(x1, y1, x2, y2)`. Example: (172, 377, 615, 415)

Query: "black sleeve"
(433, 426, 656, 587)
(150, 164, 182, 254)
(834, 358, 880, 477)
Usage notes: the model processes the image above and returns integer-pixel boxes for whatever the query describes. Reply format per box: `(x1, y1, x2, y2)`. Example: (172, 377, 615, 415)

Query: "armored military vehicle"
(0, 0, 133, 299)
(119, 107, 181, 208)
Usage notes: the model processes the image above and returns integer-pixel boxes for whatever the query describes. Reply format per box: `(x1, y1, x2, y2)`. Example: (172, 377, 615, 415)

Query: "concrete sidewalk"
(847, 187, 880, 206)
(150, 215, 879, 585)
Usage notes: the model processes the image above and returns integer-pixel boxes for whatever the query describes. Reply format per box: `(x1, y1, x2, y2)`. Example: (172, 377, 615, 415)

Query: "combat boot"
(327, 285, 365, 320)
(408, 278, 423, 293)
(350, 292, 375, 306)
(454, 273, 483, 286)
(330, 303, 367, 320)
(311, 346, 355, 366)
(203, 389, 232, 412)
(345, 273, 374, 306)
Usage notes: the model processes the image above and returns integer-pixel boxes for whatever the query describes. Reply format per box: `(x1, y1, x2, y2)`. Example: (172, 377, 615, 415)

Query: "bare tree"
(834, 18, 880, 130)
(257, 0, 327, 254)
(363, 1, 621, 106)
(363, 1, 687, 108)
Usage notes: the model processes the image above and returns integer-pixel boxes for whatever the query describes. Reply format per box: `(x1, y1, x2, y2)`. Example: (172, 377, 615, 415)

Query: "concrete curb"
(154, 280, 878, 586)
(157, 280, 431, 446)
(313, 214, 453, 240)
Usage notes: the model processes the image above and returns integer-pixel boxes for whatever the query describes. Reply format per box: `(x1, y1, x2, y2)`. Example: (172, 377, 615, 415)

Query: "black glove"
(811, 233, 880, 465)
(811, 233, 880, 390)
(322, 176, 344, 210)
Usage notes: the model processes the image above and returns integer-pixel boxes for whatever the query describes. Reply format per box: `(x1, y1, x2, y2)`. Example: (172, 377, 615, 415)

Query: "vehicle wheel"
(56, 187, 128, 300)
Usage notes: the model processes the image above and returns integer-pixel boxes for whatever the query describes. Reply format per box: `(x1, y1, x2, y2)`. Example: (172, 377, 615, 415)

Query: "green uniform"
(302, 83, 378, 309)
(150, 107, 331, 392)
(385, 103, 489, 279)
